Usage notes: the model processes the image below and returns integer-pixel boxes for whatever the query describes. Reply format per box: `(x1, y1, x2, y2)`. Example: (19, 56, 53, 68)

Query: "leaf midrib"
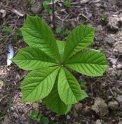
(63, 68, 77, 102)
(64, 29, 93, 62)
(23, 22, 59, 60)
(22, 67, 59, 100)
(66, 62, 107, 66)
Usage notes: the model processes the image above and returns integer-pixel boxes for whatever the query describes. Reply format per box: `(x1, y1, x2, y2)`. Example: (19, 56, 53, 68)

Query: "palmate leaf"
(45, 81, 70, 115)
(21, 15, 60, 61)
(12, 47, 56, 70)
(62, 25, 94, 62)
(21, 66, 60, 102)
(58, 67, 82, 104)
(56, 40, 65, 59)
(66, 50, 108, 76)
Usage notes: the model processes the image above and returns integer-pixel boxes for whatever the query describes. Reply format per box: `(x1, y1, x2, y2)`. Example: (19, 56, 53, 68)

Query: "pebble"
(74, 122, 78, 124)
(107, 16, 119, 30)
(92, 97, 109, 116)
(116, 95, 122, 102)
(96, 119, 102, 124)
(118, 121, 122, 124)
(82, 106, 91, 115)
(73, 103, 82, 111)
(96, 25, 103, 31)
(117, 64, 122, 69)
(51, 117, 55, 120)
(72, 110, 78, 117)
(80, 0, 89, 4)
(108, 100, 119, 110)
(66, 115, 70, 120)
(104, 34, 115, 46)
(31, 1, 42, 14)
(114, 41, 122, 54)
(32, 103, 39, 112)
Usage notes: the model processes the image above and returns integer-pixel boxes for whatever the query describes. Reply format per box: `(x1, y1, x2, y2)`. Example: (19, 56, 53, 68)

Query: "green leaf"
(15, 29, 22, 39)
(62, 25, 94, 62)
(101, 14, 105, 21)
(21, 15, 60, 61)
(12, 47, 56, 70)
(65, 104, 72, 114)
(45, 81, 68, 115)
(56, 27, 62, 34)
(58, 67, 82, 104)
(37, 115, 41, 122)
(56, 40, 65, 59)
(4, 26, 12, 35)
(81, 90, 88, 100)
(40, 117, 49, 124)
(66, 50, 108, 76)
(48, 9, 52, 15)
(48, 0, 52, 2)
(43, 1, 49, 10)
(30, 110, 38, 119)
(80, 82, 87, 88)
(0, 80, 4, 85)
(64, 0, 71, 8)
(21, 66, 60, 102)
(63, 29, 71, 35)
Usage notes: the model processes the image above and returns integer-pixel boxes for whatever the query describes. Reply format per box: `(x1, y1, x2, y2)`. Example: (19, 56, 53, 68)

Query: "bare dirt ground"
(0, 0, 122, 124)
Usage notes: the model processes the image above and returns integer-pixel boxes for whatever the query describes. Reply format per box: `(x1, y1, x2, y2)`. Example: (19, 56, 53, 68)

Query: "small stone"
(116, 95, 122, 102)
(32, 103, 39, 112)
(80, 0, 89, 4)
(13, 112, 19, 119)
(107, 15, 119, 30)
(108, 100, 119, 110)
(96, 25, 103, 31)
(114, 41, 122, 54)
(96, 119, 102, 124)
(51, 117, 55, 120)
(74, 122, 78, 124)
(39, 100, 43, 103)
(73, 103, 82, 111)
(66, 115, 70, 120)
(117, 64, 122, 69)
(104, 34, 115, 46)
(11, 107, 14, 111)
(92, 97, 109, 116)
(82, 106, 92, 115)
(72, 110, 78, 117)
(31, 2, 42, 14)
(118, 121, 122, 124)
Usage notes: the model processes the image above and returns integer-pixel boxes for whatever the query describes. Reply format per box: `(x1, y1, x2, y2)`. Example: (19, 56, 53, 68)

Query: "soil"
(0, 0, 122, 124)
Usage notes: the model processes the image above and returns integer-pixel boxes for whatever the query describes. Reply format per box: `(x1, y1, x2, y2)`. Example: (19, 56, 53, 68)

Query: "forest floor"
(0, 0, 122, 124)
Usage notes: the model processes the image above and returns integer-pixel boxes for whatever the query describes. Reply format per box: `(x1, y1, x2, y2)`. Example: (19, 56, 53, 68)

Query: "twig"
(13, 73, 27, 91)
(52, 0, 55, 29)
(0, 94, 10, 102)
